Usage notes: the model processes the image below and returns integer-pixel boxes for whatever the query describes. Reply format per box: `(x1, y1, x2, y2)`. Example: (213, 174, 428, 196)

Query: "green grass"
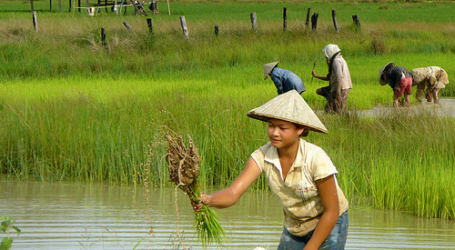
(1, 0, 455, 220)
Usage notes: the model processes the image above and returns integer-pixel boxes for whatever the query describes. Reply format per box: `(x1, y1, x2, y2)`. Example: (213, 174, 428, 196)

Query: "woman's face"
(267, 119, 304, 149)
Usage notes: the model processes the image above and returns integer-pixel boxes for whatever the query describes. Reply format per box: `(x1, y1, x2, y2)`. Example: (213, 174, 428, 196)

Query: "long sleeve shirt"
(328, 54, 352, 94)
(270, 68, 306, 95)
(385, 66, 412, 90)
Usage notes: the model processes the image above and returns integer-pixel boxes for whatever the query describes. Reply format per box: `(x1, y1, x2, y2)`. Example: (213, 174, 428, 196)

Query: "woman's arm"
(312, 70, 329, 81)
(192, 157, 262, 211)
(303, 175, 340, 250)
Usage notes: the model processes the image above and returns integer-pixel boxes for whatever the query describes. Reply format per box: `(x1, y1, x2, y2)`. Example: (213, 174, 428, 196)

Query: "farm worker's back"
(264, 61, 306, 95)
(411, 66, 449, 104)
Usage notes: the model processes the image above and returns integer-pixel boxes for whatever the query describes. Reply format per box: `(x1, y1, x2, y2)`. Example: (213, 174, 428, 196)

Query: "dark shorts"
(394, 77, 413, 97)
(320, 85, 332, 99)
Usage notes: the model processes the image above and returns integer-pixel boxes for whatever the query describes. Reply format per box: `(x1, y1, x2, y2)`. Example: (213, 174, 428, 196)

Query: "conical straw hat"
(247, 90, 328, 134)
(263, 61, 279, 80)
(378, 62, 395, 85)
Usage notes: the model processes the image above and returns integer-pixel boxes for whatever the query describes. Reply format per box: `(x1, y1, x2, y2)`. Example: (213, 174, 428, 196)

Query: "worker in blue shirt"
(264, 62, 306, 95)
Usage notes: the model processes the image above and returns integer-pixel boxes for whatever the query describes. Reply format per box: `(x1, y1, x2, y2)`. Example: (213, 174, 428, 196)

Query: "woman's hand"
(190, 157, 261, 212)
(191, 193, 211, 212)
(312, 70, 316, 77)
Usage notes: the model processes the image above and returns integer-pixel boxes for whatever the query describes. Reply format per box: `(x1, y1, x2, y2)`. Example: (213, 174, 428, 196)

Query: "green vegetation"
(0, 217, 21, 250)
(1, 1, 455, 220)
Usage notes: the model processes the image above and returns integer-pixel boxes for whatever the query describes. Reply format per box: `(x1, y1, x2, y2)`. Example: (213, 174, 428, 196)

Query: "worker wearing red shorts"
(379, 62, 413, 107)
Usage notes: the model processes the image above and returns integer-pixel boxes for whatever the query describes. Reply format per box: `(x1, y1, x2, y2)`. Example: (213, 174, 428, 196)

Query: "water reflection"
(1, 182, 454, 249)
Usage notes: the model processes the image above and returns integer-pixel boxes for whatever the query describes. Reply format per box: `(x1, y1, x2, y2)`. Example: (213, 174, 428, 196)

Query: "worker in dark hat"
(379, 62, 413, 107)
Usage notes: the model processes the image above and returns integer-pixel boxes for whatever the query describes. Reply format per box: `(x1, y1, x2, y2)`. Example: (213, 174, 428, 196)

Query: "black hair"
(294, 124, 310, 137)
(327, 51, 341, 80)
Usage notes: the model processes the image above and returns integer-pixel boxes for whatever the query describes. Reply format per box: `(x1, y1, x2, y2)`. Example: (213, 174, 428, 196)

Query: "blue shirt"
(270, 68, 306, 95)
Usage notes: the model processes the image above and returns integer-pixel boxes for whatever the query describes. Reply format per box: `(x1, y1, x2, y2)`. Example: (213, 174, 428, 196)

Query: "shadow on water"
(1, 181, 454, 250)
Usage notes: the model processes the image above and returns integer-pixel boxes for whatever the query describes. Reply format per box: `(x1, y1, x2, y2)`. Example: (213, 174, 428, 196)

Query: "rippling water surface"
(1, 182, 454, 250)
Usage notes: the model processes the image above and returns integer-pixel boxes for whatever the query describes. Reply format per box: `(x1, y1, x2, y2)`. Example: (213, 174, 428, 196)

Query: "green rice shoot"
(164, 131, 225, 247)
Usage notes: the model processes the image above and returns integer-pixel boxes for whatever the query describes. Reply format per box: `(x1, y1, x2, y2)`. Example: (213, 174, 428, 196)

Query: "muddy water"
(353, 97, 455, 118)
(1, 182, 454, 250)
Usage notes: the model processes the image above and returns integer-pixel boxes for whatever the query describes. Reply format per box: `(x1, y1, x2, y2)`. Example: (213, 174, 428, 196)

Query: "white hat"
(247, 90, 328, 134)
(322, 44, 340, 59)
(263, 62, 279, 80)
(379, 62, 395, 86)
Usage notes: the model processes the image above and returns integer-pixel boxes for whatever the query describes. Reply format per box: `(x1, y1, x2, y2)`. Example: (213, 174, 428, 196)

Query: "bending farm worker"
(379, 62, 413, 107)
(411, 66, 449, 104)
(264, 61, 306, 95)
(192, 90, 349, 250)
(312, 44, 352, 114)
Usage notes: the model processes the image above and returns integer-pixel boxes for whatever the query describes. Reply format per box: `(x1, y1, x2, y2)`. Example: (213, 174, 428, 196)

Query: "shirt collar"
(263, 139, 306, 175)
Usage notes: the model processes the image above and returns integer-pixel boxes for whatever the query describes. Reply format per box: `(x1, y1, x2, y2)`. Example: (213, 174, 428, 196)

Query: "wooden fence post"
(112, 0, 117, 13)
(50, 0, 52, 12)
(305, 7, 311, 28)
(214, 25, 219, 36)
(250, 12, 257, 32)
(311, 13, 318, 31)
(332, 9, 338, 32)
(78, 0, 81, 13)
(283, 7, 287, 31)
(148, 0, 158, 14)
(146, 18, 153, 33)
(123, 21, 133, 32)
(32, 11, 38, 32)
(167, 0, 170, 15)
(58, 0, 62, 12)
(352, 14, 361, 30)
(101, 27, 107, 46)
(69, 0, 71, 12)
(180, 16, 189, 38)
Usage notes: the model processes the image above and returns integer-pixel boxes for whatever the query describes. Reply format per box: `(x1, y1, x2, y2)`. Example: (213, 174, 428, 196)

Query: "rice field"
(1, 0, 455, 220)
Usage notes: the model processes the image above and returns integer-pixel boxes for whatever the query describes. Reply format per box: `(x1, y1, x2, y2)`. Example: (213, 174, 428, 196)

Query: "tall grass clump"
(322, 111, 455, 219)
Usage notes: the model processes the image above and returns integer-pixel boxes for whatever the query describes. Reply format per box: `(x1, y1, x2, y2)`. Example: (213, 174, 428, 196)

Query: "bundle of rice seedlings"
(165, 132, 225, 247)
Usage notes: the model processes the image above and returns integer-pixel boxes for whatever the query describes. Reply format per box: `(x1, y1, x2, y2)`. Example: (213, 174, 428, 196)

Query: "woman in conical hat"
(192, 90, 349, 250)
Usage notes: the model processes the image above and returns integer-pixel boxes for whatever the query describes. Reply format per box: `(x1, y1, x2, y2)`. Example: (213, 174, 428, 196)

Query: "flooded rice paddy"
(352, 98, 455, 118)
(1, 181, 455, 250)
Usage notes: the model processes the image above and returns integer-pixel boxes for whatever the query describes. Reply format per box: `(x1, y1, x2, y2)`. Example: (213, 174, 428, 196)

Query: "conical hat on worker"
(379, 62, 395, 86)
(247, 90, 328, 134)
(263, 61, 279, 80)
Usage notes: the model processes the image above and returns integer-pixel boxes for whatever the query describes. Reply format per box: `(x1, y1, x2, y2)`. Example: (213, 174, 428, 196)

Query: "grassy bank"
(1, 1, 455, 219)
(1, 1, 455, 88)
